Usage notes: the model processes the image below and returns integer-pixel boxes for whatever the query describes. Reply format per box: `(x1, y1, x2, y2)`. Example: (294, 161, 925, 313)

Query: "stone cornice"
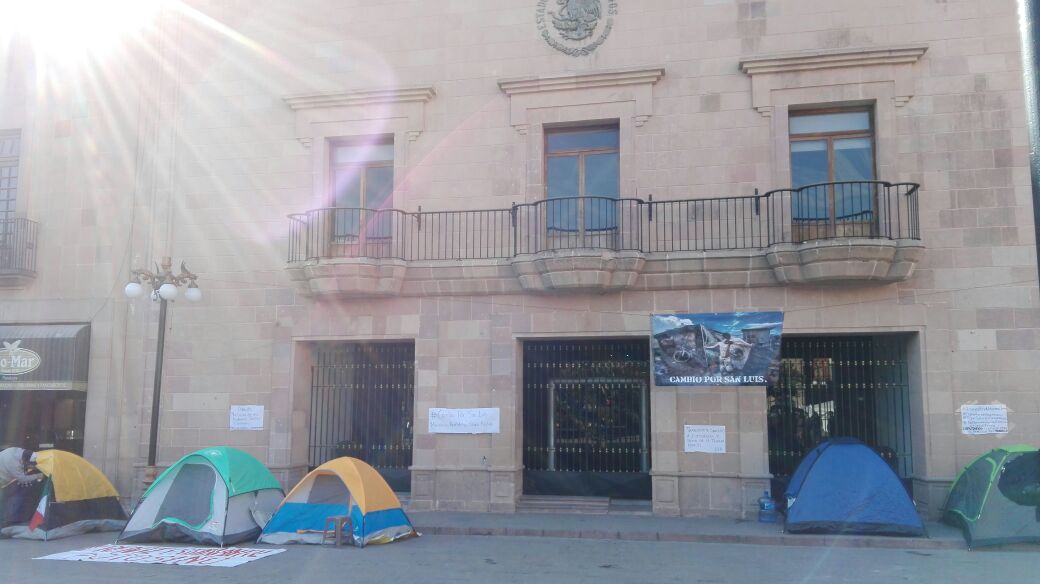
(498, 66, 665, 131)
(738, 44, 928, 76)
(497, 66, 665, 95)
(283, 85, 436, 111)
(739, 44, 929, 115)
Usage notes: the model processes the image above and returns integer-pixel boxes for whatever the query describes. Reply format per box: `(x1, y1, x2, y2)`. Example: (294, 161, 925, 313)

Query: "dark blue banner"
(652, 312, 784, 386)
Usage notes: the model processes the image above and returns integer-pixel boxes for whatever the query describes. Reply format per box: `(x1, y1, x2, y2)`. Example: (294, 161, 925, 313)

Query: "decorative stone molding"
(284, 238, 923, 298)
(283, 85, 435, 207)
(497, 66, 664, 132)
(738, 44, 928, 116)
(282, 85, 436, 142)
(510, 249, 646, 292)
(283, 86, 436, 111)
(286, 257, 407, 297)
(765, 238, 924, 285)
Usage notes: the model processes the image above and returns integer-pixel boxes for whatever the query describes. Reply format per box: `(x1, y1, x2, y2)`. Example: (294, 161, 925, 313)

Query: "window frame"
(788, 108, 878, 239)
(328, 136, 395, 210)
(543, 124, 620, 199)
(0, 130, 20, 225)
(788, 107, 876, 186)
(326, 135, 395, 245)
(543, 124, 620, 236)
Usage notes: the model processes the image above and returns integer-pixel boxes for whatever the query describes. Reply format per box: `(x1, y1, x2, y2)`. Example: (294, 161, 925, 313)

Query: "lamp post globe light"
(124, 256, 201, 467)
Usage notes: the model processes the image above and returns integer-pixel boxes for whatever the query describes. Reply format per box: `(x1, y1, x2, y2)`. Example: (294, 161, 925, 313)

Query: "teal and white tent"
(118, 447, 284, 546)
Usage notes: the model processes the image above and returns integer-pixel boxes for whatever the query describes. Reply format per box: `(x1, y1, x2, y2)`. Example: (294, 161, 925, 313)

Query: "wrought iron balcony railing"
(287, 181, 920, 263)
(0, 218, 39, 276)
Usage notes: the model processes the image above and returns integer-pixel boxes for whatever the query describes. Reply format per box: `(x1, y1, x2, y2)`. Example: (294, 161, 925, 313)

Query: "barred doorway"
(767, 335, 914, 491)
(309, 342, 414, 492)
(523, 339, 651, 499)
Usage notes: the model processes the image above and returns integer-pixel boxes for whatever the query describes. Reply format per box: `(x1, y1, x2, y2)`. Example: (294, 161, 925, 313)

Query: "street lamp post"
(124, 256, 202, 466)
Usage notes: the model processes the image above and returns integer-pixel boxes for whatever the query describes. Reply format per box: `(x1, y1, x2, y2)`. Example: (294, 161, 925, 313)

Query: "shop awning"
(0, 324, 90, 391)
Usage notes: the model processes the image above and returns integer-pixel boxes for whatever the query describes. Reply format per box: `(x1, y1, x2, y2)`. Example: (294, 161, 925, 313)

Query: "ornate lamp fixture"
(124, 256, 202, 467)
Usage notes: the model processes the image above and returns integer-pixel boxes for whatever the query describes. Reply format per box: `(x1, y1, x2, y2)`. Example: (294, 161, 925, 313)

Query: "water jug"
(757, 491, 777, 523)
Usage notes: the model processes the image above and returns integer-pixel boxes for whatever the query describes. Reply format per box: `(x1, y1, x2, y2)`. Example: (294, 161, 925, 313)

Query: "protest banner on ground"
(37, 544, 284, 568)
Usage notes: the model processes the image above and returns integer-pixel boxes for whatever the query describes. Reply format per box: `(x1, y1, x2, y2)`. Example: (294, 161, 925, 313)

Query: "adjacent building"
(1, 0, 1038, 519)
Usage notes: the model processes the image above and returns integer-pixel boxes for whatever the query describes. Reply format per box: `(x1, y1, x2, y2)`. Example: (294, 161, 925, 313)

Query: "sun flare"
(0, 0, 165, 58)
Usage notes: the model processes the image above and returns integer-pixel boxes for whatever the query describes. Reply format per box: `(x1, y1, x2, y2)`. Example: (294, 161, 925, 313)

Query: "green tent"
(943, 445, 1040, 548)
(118, 447, 284, 545)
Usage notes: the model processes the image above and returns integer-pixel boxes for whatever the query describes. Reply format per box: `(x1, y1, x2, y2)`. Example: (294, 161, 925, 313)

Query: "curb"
(413, 525, 968, 551)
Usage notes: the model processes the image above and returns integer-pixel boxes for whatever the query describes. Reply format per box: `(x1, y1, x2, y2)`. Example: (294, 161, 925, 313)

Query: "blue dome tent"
(784, 438, 924, 536)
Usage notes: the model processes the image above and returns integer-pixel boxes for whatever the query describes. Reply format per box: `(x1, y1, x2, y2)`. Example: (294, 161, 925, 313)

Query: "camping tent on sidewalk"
(0, 449, 127, 540)
(943, 445, 1040, 548)
(259, 457, 415, 547)
(784, 438, 925, 536)
(118, 446, 283, 546)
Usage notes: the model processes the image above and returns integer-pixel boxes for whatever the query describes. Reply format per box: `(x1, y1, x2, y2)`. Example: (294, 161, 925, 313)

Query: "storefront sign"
(38, 545, 285, 567)
(229, 405, 264, 431)
(960, 404, 1009, 435)
(684, 425, 726, 454)
(0, 340, 41, 375)
(0, 324, 90, 391)
(652, 312, 784, 386)
(428, 408, 500, 434)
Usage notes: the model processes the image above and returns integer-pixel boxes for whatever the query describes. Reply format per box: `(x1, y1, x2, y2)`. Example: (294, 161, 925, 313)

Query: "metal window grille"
(767, 335, 914, 482)
(309, 342, 415, 491)
(522, 339, 651, 499)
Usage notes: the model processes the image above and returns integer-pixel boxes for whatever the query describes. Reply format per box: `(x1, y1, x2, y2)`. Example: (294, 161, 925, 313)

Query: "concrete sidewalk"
(408, 511, 970, 550)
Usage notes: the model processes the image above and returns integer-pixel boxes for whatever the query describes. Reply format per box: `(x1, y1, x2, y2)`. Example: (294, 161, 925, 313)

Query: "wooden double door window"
(329, 139, 394, 243)
(544, 126, 620, 242)
(789, 110, 877, 240)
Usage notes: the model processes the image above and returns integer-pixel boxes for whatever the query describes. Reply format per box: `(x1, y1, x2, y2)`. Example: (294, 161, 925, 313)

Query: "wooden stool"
(322, 515, 353, 547)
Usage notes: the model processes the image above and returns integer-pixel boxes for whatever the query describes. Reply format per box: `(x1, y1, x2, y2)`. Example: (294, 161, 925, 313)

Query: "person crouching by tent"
(0, 446, 44, 527)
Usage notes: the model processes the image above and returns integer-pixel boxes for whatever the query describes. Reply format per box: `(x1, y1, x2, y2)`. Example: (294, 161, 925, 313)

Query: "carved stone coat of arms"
(536, 0, 618, 56)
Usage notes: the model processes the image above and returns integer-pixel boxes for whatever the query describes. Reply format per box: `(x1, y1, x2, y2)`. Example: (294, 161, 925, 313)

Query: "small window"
(0, 130, 20, 225)
(544, 125, 619, 232)
(789, 110, 876, 237)
(329, 137, 393, 239)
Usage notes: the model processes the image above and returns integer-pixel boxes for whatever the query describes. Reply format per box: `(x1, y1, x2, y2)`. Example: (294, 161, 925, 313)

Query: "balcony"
(0, 218, 39, 289)
(285, 181, 923, 297)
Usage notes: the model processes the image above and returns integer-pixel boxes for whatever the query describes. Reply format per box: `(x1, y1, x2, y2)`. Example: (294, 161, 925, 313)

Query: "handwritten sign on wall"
(229, 405, 264, 431)
(428, 408, 500, 434)
(960, 404, 1008, 435)
(684, 425, 726, 454)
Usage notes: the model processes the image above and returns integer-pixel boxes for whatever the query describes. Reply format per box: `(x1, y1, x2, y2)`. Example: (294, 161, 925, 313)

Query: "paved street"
(2, 532, 1037, 584)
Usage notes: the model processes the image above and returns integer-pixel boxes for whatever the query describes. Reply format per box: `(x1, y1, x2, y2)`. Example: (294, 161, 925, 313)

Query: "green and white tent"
(943, 445, 1040, 548)
(118, 447, 284, 546)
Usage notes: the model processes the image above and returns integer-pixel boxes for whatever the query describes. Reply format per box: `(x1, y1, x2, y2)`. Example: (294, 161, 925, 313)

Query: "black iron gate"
(767, 335, 913, 487)
(310, 342, 414, 491)
(523, 339, 651, 499)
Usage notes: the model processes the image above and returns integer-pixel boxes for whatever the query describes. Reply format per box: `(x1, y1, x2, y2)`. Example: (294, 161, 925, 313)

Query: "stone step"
(608, 499, 653, 516)
(517, 495, 611, 514)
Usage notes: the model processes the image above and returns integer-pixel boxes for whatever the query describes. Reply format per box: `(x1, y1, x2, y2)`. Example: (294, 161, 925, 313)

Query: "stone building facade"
(1, 0, 1038, 519)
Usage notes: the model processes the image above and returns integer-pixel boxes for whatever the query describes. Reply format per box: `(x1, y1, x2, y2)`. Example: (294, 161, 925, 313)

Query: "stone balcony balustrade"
(285, 181, 923, 298)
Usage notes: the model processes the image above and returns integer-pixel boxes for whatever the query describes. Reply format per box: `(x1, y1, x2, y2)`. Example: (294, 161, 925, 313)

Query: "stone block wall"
(0, 0, 1036, 514)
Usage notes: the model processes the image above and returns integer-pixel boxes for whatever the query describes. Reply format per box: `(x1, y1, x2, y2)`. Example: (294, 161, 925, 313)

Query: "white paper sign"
(960, 404, 1008, 435)
(37, 545, 284, 567)
(428, 408, 500, 434)
(230, 405, 264, 431)
(684, 425, 726, 454)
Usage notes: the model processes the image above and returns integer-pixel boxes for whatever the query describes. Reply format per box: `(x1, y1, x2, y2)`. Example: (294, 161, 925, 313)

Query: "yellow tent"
(1, 449, 126, 540)
(259, 457, 415, 546)
(35, 450, 119, 502)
